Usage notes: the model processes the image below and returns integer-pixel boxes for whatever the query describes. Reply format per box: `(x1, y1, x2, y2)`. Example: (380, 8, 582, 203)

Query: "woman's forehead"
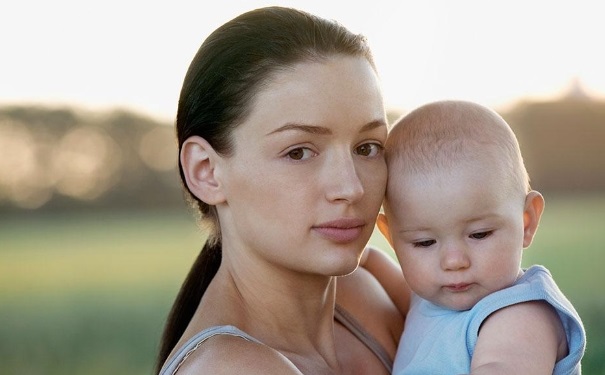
(242, 56, 385, 132)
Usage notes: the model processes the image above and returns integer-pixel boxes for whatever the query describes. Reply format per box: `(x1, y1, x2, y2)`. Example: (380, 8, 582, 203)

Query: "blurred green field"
(1, 194, 604, 375)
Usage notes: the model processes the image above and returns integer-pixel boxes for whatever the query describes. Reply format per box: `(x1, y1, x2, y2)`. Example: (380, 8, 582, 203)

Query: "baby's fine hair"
(385, 100, 530, 194)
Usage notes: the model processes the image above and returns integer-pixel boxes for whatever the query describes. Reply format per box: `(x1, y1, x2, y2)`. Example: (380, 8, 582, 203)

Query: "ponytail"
(155, 240, 222, 373)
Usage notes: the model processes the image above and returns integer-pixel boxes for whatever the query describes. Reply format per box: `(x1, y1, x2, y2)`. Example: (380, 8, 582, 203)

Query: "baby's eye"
(413, 239, 436, 248)
(287, 147, 316, 161)
(470, 231, 493, 240)
(355, 143, 383, 157)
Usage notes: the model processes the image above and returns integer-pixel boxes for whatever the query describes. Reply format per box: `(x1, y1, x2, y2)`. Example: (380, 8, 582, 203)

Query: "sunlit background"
(1, 1, 604, 374)
(2, 0, 605, 119)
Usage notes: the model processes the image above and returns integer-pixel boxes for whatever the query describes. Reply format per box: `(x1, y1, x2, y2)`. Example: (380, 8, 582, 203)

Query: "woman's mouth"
(312, 218, 366, 243)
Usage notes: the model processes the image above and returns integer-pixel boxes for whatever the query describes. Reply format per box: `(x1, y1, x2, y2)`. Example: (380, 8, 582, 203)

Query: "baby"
(376, 100, 585, 374)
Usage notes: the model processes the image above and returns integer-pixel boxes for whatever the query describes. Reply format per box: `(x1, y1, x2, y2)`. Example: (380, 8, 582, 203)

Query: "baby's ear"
(180, 136, 226, 205)
(377, 213, 394, 248)
(522, 190, 545, 248)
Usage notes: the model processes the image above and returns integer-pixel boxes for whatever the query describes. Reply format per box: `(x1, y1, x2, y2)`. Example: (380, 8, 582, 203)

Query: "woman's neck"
(201, 258, 342, 369)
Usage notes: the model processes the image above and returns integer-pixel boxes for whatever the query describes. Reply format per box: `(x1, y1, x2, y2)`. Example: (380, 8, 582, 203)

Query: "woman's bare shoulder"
(174, 333, 303, 375)
(338, 254, 405, 321)
(336, 263, 405, 353)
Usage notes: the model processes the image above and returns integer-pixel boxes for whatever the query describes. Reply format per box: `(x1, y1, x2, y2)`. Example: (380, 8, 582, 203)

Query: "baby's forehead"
(387, 134, 503, 172)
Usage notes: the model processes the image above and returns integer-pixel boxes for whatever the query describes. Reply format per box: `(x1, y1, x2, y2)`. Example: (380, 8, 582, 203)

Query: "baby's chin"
(432, 293, 484, 312)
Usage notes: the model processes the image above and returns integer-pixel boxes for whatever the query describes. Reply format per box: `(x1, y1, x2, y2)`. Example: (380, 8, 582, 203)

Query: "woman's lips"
(312, 218, 366, 243)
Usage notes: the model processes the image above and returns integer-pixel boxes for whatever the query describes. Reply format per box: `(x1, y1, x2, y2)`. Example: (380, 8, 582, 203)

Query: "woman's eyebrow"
(266, 123, 331, 136)
(266, 119, 386, 136)
(360, 119, 387, 132)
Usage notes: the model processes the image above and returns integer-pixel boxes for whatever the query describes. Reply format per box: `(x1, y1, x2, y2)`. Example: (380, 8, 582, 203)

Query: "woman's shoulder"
(171, 330, 303, 375)
(336, 261, 405, 356)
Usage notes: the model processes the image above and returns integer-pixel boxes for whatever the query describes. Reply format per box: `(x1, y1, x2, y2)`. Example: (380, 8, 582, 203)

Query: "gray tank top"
(159, 305, 393, 374)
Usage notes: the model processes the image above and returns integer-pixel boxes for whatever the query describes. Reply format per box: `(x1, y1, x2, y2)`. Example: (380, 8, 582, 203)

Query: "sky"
(2, 0, 604, 121)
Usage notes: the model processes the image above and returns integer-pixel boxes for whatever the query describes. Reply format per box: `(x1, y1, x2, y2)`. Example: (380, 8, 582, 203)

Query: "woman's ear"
(522, 190, 545, 248)
(180, 136, 226, 205)
(376, 213, 394, 248)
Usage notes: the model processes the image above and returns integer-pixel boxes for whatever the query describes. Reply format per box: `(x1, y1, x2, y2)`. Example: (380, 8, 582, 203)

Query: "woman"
(156, 6, 408, 374)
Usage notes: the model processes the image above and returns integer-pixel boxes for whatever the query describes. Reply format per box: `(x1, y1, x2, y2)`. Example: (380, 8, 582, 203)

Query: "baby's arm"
(469, 300, 568, 375)
(359, 246, 411, 316)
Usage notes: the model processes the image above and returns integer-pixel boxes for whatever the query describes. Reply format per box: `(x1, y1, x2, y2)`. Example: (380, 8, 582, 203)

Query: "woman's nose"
(325, 152, 364, 203)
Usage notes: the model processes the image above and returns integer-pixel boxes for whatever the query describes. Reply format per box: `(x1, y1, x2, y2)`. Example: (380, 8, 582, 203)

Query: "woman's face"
(217, 56, 387, 277)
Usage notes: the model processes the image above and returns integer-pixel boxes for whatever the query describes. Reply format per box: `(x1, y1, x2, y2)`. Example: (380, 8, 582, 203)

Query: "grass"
(0, 209, 203, 375)
(1, 194, 604, 374)
(0, 209, 204, 297)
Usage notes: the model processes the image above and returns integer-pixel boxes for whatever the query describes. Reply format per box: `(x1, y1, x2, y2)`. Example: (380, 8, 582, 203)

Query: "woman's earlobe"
(180, 136, 226, 205)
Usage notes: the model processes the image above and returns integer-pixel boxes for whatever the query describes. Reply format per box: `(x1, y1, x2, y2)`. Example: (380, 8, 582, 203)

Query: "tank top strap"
(159, 325, 262, 375)
(162, 307, 393, 374)
(334, 304, 393, 372)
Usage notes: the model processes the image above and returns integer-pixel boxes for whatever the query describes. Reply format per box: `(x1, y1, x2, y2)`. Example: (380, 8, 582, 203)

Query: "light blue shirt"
(393, 265, 586, 375)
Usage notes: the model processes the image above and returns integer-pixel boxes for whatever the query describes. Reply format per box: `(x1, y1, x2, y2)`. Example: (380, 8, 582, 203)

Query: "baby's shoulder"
(479, 300, 568, 361)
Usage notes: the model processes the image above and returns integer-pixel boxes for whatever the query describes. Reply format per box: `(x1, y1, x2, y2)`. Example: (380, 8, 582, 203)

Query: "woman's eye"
(413, 239, 436, 248)
(287, 147, 316, 161)
(355, 143, 382, 157)
(470, 231, 493, 240)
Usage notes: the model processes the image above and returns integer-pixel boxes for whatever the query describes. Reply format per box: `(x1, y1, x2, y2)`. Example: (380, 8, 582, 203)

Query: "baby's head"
(378, 100, 544, 310)
(385, 100, 530, 198)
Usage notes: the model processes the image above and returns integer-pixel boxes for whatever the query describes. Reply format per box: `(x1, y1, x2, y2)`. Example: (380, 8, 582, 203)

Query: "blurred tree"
(0, 106, 183, 212)
(0, 96, 603, 213)
(504, 95, 605, 193)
